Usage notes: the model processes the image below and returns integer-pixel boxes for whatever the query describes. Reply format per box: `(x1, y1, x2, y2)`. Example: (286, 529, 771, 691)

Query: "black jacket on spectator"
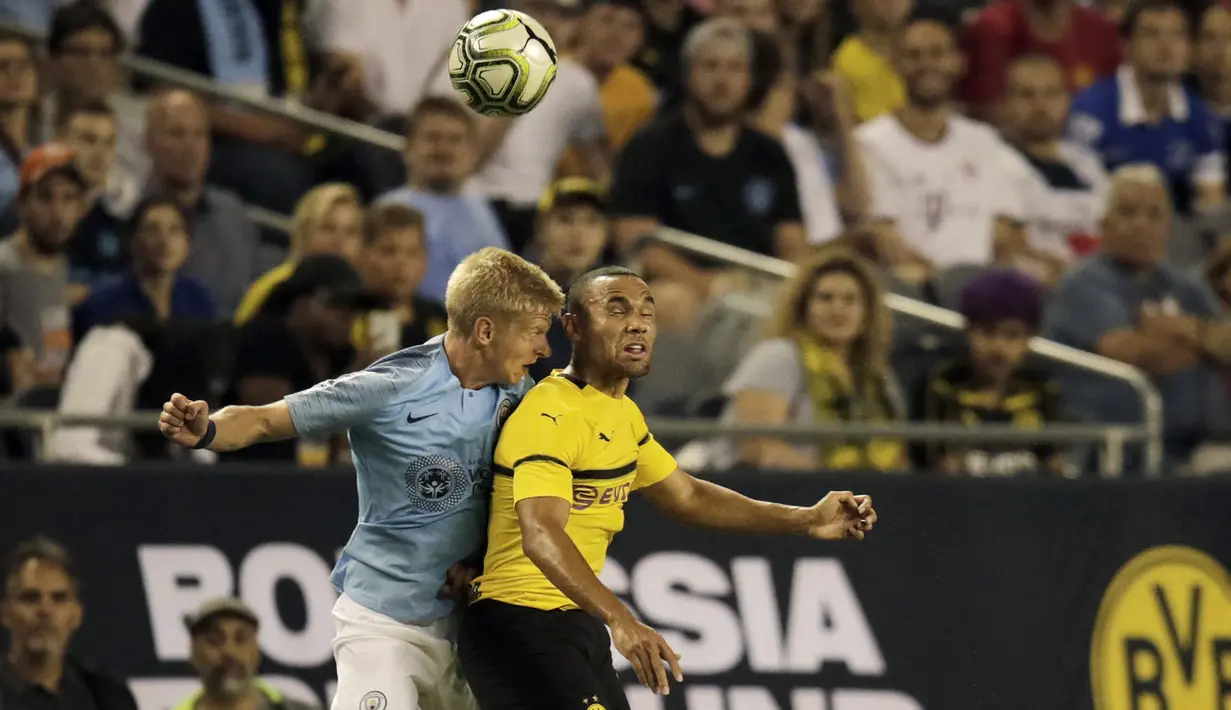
(0, 655, 137, 710)
(222, 315, 353, 462)
(611, 111, 802, 264)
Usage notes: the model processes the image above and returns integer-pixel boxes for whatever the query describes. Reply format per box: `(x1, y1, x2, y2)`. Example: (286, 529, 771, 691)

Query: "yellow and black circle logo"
(1091, 545, 1231, 709)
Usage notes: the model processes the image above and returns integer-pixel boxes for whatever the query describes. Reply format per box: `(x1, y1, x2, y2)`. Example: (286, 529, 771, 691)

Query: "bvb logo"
(360, 691, 386, 710)
(586, 705, 606, 710)
(1091, 545, 1231, 710)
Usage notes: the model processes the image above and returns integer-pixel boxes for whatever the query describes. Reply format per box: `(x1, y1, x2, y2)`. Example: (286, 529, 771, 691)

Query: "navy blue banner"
(2, 466, 1231, 710)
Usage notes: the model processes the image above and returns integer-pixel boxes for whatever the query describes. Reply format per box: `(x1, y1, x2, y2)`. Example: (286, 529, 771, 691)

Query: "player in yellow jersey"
(455, 266, 877, 710)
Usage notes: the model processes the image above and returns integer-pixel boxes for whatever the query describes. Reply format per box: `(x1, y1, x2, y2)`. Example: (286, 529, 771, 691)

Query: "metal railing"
(0, 410, 1139, 475)
(2, 21, 404, 152)
(647, 227, 1166, 477)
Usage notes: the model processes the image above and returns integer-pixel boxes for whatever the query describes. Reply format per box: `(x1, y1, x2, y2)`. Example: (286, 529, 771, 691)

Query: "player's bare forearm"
(516, 497, 635, 625)
(641, 470, 811, 535)
(206, 402, 297, 452)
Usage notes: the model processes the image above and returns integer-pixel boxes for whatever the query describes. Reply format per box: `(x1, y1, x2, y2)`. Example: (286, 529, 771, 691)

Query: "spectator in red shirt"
(960, 0, 1121, 121)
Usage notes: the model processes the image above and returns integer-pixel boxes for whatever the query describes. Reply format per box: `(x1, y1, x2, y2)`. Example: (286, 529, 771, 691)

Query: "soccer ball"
(449, 10, 558, 117)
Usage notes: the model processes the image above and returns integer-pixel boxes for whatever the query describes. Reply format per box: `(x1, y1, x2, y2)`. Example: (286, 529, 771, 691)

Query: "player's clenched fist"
(159, 392, 210, 448)
(609, 613, 683, 695)
(806, 491, 878, 540)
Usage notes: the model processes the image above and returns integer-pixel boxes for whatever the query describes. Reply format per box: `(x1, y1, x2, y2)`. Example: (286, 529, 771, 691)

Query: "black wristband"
(193, 419, 217, 450)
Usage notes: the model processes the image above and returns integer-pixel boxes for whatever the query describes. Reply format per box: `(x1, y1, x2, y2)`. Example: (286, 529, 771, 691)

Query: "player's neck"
(1130, 68, 1174, 123)
(563, 362, 628, 399)
(0, 104, 29, 151)
(6, 648, 64, 692)
(197, 689, 268, 710)
(443, 330, 497, 390)
(1016, 136, 1061, 161)
(895, 104, 951, 143)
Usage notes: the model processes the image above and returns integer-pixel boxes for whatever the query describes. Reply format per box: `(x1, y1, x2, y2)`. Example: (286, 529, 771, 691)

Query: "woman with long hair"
(721, 246, 906, 470)
(233, 182, 364, 325)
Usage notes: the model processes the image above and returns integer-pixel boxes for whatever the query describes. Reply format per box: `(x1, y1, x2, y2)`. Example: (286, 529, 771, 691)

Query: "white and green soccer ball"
(449, 10, 559, 117)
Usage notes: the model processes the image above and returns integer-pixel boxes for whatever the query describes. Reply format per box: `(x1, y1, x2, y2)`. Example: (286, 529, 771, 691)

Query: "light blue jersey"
(285, 337, 530, 625)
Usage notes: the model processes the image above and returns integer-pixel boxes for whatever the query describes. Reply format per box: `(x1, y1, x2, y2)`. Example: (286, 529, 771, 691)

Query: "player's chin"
(620, 360, 653, 379)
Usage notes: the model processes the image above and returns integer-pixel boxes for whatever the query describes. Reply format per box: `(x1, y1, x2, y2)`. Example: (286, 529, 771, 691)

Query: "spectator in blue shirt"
(1043, 164, 1231, 469)
(73, 195, 214, 343)
(1067, 0, 1226, 214)
(377, 98, 508, 304)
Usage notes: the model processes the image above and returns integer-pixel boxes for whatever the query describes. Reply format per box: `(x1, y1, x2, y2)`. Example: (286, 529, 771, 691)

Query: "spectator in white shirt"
(854, 7, 1032, 285)
(1000, 55, 1109, 285)
(469, 0, 611, 253)
(306, 0, 468, 120)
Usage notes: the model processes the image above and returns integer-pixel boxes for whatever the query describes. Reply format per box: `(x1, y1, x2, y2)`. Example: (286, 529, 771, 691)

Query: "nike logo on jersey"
(406, 412, 437, 424)
(540, 413, 560, 424)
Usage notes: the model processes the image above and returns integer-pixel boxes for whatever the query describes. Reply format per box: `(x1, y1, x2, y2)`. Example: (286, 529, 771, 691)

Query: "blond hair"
(445, 247, 565, 334)
(288, 183, 362, 256)
(764, 246, 892, 379)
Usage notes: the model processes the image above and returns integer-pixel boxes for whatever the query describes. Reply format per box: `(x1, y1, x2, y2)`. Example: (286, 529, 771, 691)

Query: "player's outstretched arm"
(517, 497, 684, 695)
(640, 469, 877, 540)
(159, 393, 297, 452)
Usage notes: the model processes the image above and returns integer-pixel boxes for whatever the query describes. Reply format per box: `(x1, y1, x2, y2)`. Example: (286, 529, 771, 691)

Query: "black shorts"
(458, 599, 630, 710)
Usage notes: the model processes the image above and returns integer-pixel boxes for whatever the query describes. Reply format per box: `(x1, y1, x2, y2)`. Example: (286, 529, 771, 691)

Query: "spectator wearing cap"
(1067, 0, 1226, 215)
(0, 32, 38, 226)
(355, 202, 445, 361)
(175, 598, 314, 710)
(234, 183, 364, 327)
(919, 270, 1066, 476)
(72, 196, 214, 343)
(224, 254, 381, 463)
(714, 247, 907, 471)
(40, 1, 149, 193)
(0, 537, 137, 710)
(1043, 164, 1231, 468)
(144, 89, 265, 317)
(378, 98, 508, 304)
(558, 0, 657, 178)
(0, 143, 87, 391)
(527, 178, 611, 381)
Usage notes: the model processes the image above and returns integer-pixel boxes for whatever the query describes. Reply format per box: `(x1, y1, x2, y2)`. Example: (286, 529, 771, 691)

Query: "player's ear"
(474, 316, 495, 346)
(562, 312, 580, 341)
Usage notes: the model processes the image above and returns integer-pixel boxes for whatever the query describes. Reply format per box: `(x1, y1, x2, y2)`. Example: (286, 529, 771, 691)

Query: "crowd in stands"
(2, 0, 1231, 475)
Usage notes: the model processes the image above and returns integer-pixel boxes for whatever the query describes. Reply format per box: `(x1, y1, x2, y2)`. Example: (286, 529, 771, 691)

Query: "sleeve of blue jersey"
(285, 359, 421, 438)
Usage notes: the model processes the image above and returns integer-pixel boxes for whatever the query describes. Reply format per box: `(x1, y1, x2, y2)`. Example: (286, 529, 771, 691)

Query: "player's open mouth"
(623, 343, 647, 360)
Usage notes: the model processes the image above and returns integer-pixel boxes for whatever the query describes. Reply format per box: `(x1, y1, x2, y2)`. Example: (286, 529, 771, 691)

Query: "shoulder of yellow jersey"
(511, 375, 588, 423)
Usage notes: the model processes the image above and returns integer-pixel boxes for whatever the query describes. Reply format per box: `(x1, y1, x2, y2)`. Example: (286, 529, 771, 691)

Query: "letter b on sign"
(1091, 546, 1231, 710)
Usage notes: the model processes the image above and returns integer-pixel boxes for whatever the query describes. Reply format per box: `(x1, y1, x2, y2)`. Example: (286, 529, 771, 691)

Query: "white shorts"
(331, 593, 478, 710)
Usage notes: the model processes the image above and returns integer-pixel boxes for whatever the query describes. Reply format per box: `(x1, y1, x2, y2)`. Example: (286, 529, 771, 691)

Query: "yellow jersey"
(831, 35, 906, 123)
(473, 372, 678, 610)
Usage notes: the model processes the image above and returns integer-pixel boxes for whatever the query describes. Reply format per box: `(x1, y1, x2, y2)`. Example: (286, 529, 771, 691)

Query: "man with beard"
(458, 266, 878, 709)
(0, 143, 87, 390)
(173, 599, 314, 710)
(610, 18, 806, 301)
(854, 7, 1034, 284)
(0, 537, 136, 710)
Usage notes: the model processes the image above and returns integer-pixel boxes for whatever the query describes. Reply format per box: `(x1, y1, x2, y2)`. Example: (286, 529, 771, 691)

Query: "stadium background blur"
(2, 0, 1231, 709)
